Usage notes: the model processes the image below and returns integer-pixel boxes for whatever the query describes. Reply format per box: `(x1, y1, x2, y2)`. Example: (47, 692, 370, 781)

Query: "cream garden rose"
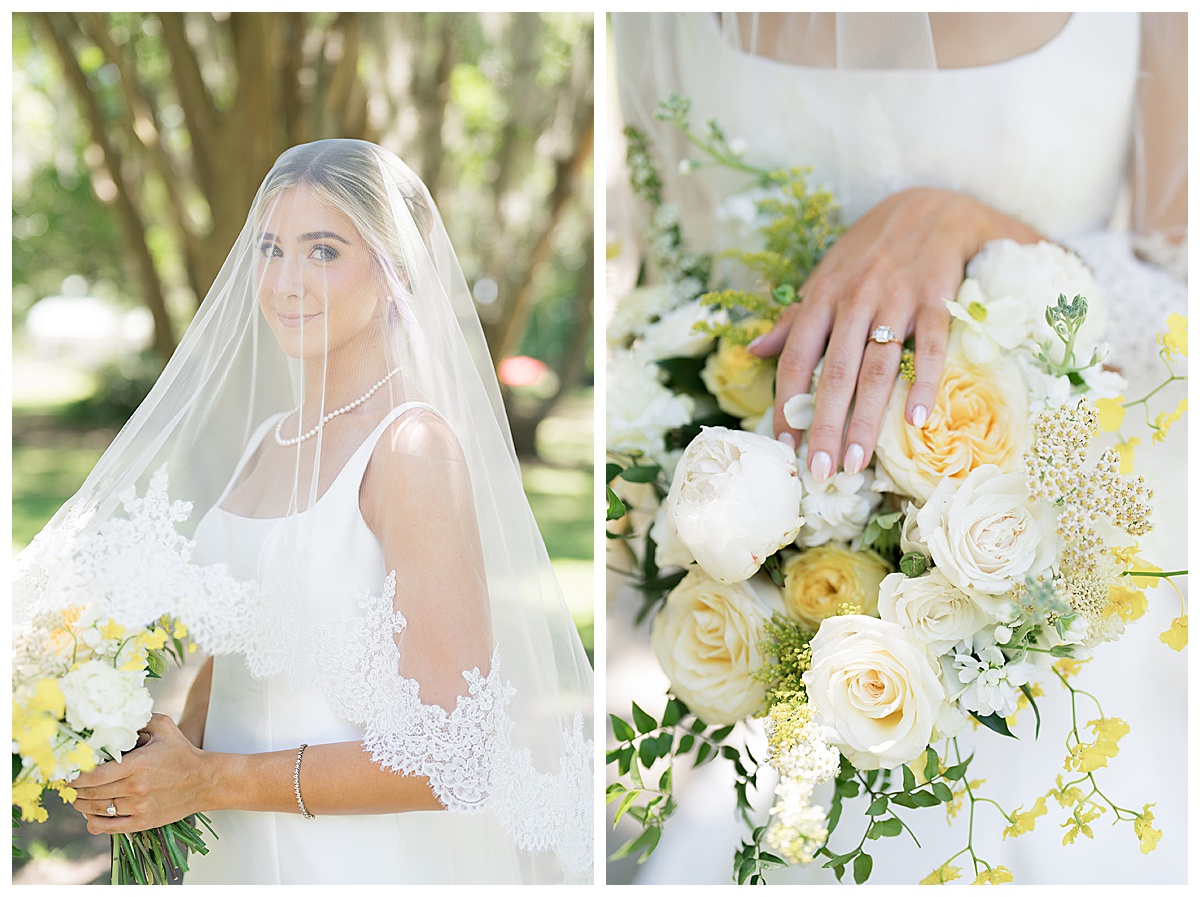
(651, 569, 786, 724)
(803, 615, 953, 770)
(877, 569, 996, 655)
(781, 545, 890, 630)
(913, 464, 1058, 599)
(874, 344, 1030, 502)
(665, 426, 804, 584)
(700, 324, 776, 423)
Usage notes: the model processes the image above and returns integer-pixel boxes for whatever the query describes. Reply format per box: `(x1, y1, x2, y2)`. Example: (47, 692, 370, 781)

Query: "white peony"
(914, 464, 1059, 600)
(877, 569, 997, 656)
(638, 302, 724, 360)
(795, 443, 882, 548)
(606, 352, 695, 464)
(651, 569, 786, 724)
(803, 615, 955, 770)
(665, 427, 804, 584)
(59, 660, 154, 759)
(649, 502, 694, 570)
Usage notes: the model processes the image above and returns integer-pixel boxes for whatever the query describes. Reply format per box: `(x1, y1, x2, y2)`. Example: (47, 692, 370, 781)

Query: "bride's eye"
(258, 241, 282, 259)
(310, 244, 340, 262)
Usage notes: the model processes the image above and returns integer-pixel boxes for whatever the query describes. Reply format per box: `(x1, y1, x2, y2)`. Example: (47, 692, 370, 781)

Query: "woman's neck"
(296, 334, 403, 422)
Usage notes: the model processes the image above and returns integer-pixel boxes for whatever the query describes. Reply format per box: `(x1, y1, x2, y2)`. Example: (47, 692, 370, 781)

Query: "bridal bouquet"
(11, 469, 230, 884)
(606, 95, 1188, 884)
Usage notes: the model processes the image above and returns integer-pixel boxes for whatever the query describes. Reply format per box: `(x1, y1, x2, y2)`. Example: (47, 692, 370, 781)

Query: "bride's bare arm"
(176, 656, 213, 748)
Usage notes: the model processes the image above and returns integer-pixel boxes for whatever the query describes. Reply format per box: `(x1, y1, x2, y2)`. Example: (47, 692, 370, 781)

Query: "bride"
(610, 11, 1185, 885)
(16, 139, 593, 884)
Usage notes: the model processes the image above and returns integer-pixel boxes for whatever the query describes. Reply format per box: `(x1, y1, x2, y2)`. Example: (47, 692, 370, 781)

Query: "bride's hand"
(748, 187, 1042, 479)
(69, 713, 212, 835)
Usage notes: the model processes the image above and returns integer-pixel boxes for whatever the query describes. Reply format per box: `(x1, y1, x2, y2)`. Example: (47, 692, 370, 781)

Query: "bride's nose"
(270, 253, 304, 299)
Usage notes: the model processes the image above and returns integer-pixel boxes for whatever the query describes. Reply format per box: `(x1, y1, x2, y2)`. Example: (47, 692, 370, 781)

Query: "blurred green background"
(12, 11, 594, 883)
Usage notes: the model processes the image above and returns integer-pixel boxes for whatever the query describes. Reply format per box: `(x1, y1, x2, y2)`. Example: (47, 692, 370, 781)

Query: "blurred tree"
(14, 11, 593, 455)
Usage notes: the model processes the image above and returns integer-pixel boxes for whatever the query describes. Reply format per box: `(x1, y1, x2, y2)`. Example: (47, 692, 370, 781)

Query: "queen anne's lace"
(17, 469, 593, 879)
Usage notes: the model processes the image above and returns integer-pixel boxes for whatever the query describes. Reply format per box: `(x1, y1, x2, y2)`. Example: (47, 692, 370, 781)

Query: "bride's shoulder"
(373, 405, 466, 468)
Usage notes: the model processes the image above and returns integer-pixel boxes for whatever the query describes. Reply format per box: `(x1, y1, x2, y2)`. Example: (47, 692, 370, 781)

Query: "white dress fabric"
(185, 403, 523, 885)
(611, 11, 1186, 886)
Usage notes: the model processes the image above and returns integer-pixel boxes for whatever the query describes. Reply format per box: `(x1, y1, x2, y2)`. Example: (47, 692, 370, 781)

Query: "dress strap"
(336, 401, 445, 494)
(215, 412, 285, 506)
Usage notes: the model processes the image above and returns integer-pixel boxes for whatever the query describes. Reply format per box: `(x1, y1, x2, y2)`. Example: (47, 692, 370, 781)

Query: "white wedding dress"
(610, 11, 1186, 886)
(185, 403, 525, 884)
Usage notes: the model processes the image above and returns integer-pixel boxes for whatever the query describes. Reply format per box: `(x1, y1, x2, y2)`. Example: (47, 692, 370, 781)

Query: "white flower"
(795, 443, 881, 548)
(877, 569, 996, 656)
(1079, 364, 1127, 401)
(606, 352, 695, 464)
(914, 464, 1059, 600)
(59, 661, 154, 759)
(782, 393, 814, 431)
(607, 284, 679, 350)
(665, 427, 804, 584)
(1019, 356, 1074, 415)
(650, 569, 785, 724)
(649, 502, 693, 570)
(944, 278, 1031, 366)
(946, 637, 1038, 718)
(638, 302, 723, 360)
(803, 615, 954, 770)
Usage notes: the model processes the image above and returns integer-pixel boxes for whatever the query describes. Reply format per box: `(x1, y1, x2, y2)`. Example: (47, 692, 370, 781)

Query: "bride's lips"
(275, 310, 322, 328)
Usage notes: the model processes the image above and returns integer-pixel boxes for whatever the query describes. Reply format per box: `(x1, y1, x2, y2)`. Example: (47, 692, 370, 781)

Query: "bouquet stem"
(109, 814, 214, 885)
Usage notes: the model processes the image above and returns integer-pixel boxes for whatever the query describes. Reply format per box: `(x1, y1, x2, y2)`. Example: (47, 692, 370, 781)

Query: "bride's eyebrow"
(299, 230, 350, 244)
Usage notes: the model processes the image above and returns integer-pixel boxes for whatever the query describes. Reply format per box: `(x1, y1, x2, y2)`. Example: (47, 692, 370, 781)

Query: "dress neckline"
(215, 400, 436, 522)
(709, 12, 1079, 74)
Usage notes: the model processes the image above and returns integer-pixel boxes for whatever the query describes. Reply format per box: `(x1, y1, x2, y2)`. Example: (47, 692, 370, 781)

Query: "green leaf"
(1020, 683, 1043, 740)
(899, 551, 929, 578)
(943, 756, 972, 781)
(677, 733, 694, 754)
(866, 796, 889, 816)
(638, 738, 658, 768)
(911, 790, 940, 808)
(901, 763, 917, 793)
(656, 731, 674, 756)
(606, 486, 627, 521)
(613, 789, 640, 826)
(605, 462, 623, 483)
(620, 465, 662, 484)
(145, 650, 166, 679)
(605, 782, 626, 801)
(834, 778, 859, 799)
(632, 702, 658, 734)
(610, 714, 636, 742)
(695, 741, 713, 766)
(711, 724, 735, 742)
(609, 825, 662, 862)
(661, 698, 684, 727)
(658, 767, 673, 791)
(853, 851, 874, 884)
(617, 746, 634, 776)
(737, 855, 756, 885)
(969, 710, 1017, 738)
(874, 817, 904, 838)
(826, 795, 844, 831)
(931, 782, 954, 803)
(891, 791, 918, 809)
(923, 746, 939, 783)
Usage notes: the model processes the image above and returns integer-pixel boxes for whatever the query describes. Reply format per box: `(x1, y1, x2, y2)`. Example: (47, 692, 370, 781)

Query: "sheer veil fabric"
(610, 11, 1185, 885)
(14, 140, 593, 883)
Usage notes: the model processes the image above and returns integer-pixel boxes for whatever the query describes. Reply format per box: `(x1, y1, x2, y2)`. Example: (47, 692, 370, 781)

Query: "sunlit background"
(11, 11, 594, 883)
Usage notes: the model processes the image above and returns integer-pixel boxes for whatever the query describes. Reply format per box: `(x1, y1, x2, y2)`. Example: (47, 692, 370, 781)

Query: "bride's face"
(255, 185, 385, 360)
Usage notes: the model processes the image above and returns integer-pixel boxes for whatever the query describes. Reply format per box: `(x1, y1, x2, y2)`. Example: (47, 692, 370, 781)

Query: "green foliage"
(859, 510, 904, 565)
(899, 551, 929, 578)
(734, 827, 788, 885)
(695, 290, 784, 341)
(1034, 293, 1104, 378)
(61, 349, 162, 428)
(752, 616, 815, 706)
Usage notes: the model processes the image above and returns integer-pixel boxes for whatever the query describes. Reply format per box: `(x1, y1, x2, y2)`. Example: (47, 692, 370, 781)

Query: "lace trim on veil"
(14, 468, 593, 879)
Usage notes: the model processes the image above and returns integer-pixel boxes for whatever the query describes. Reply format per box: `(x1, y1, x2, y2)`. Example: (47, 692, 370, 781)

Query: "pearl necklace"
(274, 367, 403, 447)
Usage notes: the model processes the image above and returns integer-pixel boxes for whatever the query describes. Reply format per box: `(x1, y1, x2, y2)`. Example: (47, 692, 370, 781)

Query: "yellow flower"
(700, 323, 776, 422)
(1065, 718, 1127, 773)
(172, 619, 188, 639)
(875, 349, 1029, 502)
(1160, 616, 1187, 651)
(1053, 657, 1090, 681)
(1002, 796, 1047, 839)
(1105, 581, 1148, 623)
(1152, 398, 1187, 443)
(11, 778, 48, 823)
(1157, 313, 1187, 359)
(1114, 438, 1139, 475)
(25, 679, 66, 717)
(1095, 396, 1126, 432)
(781, 546, 891, 630)
(99, 619, 126, 640)
(65, 740, 98, 773)
(972, 866, 1014, 885)
(945, 778, 986, 821)
(920, 863, 963, 885)
(1133, 804, 1162, 854)
(1046, 775, 1085, 809)
(140, 626, 170, 651)
(49, 780, 78, 804)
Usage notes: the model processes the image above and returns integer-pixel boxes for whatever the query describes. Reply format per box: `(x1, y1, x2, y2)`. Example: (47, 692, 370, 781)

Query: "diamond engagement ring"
(869, 325, 903, 345)
(107, 801, 117, 817)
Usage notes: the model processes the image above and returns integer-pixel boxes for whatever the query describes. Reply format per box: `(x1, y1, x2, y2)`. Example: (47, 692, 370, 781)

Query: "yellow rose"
(782, 545, 890, 630)
(701, 322, 775, 422)
(874, 345, 1029, 502)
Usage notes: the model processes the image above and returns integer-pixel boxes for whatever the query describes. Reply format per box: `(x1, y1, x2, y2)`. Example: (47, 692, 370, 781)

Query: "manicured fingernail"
(746, 335, 766, 353)
(843, 443, 864, 476)
(911, 405, 928, 429)
(778, 432, 796, 451)
(809, 450, 831, 483)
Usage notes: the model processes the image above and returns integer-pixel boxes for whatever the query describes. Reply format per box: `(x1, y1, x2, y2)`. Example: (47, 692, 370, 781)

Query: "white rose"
(665, 427, 804, 584)
(877, 570, 996, 656)
(606, 352, 695, 464)
(59, 660, 154, 759)
(914, 464, 1059, 599)
(803, 615, 952, 770)
(607, 284, 679, 350)
(638, 302, 724, 360)
(651, 569, 785, 724)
